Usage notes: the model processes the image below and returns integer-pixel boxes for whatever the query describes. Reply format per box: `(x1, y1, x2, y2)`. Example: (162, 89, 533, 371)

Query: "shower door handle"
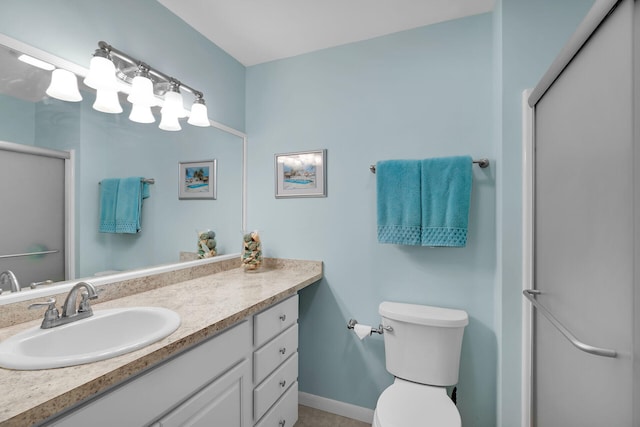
(523, 289, 617, 358)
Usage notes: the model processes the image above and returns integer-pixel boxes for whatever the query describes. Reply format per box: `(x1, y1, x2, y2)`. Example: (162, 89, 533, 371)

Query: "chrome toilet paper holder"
(347, 318, 393, 335)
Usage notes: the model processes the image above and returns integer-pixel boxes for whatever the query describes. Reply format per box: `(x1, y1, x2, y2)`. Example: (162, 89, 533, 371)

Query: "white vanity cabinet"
(46, 320, 253, 427)
(42, 294, 301, 427)
(252, 295, 299, 427)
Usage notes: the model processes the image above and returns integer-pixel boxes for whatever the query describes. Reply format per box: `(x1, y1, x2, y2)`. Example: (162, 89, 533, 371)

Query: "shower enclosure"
(522, 0, 639, 425)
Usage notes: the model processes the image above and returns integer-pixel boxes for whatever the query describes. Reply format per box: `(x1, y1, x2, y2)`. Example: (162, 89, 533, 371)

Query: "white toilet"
(373, 301, 469, 427)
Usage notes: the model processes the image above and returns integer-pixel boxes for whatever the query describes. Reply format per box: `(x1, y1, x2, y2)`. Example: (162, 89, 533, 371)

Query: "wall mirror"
(0, 34, 246, 303)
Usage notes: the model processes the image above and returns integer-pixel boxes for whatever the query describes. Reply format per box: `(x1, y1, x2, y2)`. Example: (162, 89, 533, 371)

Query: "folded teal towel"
(115, 177, 147, 234)
(421, 156, 472, 247)
(98, 179, 119, 233)
(376, 160, 422, 245)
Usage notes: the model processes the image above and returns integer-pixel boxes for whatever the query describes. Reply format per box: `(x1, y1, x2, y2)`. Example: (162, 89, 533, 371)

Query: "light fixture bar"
(97, 41, 203, 99)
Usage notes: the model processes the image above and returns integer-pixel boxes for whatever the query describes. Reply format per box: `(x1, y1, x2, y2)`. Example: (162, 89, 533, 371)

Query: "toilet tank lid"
(379, 302, 468, 327)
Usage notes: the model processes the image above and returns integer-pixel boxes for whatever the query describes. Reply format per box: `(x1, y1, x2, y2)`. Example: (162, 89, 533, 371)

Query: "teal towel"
(115, 177, 147, 234)
(421, 156, 472, 247)
(98, 179, 119, 233)
(376, 160, 422, 245)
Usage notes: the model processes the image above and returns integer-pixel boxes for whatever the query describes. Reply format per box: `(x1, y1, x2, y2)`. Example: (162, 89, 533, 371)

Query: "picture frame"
(274, 149, 327, 198)
(178, 159, 217, 200)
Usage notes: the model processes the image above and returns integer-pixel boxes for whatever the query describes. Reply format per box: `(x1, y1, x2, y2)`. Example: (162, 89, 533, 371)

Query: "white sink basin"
(0, 307, 180, 370)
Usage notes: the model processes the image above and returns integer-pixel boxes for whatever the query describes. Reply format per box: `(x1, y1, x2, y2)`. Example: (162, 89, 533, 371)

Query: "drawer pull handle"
(279, 314, 287, 321)
(279, 347, 287, 355)
(279, 380, 286, 388)
(279, 420, 286, 427)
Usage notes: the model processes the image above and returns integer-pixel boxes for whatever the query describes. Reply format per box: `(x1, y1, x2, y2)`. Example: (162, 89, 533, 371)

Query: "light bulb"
(46, 69, 82, 102)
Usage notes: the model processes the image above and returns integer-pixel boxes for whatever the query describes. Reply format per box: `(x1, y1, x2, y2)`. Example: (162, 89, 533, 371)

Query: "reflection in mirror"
(0, 34, 246, 301)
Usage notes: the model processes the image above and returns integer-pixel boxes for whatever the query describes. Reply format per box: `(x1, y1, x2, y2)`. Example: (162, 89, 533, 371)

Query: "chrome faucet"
(0, 270, 21, 292)
(62, 281, 99, 318)
(29, 281, 99, 329)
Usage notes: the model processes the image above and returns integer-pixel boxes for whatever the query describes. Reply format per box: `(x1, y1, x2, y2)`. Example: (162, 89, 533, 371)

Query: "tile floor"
(295, 405, 371, 427)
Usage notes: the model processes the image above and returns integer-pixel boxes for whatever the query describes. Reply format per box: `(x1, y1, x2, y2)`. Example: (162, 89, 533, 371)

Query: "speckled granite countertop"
(0, 259, 322, 426)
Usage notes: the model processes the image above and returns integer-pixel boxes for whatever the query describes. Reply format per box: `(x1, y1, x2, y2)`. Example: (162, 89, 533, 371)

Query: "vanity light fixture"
(82, 41, 210, 130)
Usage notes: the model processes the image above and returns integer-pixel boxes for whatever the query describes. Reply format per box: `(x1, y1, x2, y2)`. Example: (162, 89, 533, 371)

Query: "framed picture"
(275, 149, 327, 198)
(178, 159, 217, 200)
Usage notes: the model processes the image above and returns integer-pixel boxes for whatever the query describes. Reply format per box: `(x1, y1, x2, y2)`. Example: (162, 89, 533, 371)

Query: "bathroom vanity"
(0, 258, 322, 426)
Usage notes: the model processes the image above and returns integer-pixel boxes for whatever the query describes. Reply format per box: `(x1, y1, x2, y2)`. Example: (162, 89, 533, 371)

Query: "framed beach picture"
(178, 159, 217, 200)
(274, 149, 327, 198)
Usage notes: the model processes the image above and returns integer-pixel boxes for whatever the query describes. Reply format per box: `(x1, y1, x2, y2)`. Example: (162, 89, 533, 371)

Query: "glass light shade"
(187, 102, 210, 127)
(159, 111, 181, 131)
(84, 56, 117, 90)
(129, 103, 155, 123)
(93, 88, 123, 114)
(127, 75, 156, 106)
(46, 69, 82, 102)
(161, 90, 184, 116)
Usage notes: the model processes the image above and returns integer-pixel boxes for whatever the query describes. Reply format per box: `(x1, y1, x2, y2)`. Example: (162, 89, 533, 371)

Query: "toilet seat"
(373, 379, 461, 427)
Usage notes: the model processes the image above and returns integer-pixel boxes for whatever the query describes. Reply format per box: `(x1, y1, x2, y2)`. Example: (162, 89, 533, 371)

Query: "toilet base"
(372, 378, 461, 427)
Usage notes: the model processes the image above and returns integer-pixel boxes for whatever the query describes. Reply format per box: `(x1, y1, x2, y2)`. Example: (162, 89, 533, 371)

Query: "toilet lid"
(374, 380, 461, 427)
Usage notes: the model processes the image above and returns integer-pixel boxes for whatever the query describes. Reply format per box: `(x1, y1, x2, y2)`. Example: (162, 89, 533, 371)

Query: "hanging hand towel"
(115, 176, 147, 234)
(98, 179, 119, 233)
(376, 160, 422, 245)
(420, 156, 472, 247)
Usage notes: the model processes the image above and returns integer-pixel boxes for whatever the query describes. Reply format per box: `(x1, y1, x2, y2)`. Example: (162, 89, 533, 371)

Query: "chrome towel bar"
(369, 158, 489, 173)
(0, 249, 59, 260)
(99, 178, 154, 184)
(523, 289, 617, 358)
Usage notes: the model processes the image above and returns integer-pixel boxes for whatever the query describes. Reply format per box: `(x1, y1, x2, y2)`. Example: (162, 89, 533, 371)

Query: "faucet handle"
(30, 280, 54, 289)
(28, 297, 56, 310)
(78, 291, 96, 313)
(28, 298, 60, 321)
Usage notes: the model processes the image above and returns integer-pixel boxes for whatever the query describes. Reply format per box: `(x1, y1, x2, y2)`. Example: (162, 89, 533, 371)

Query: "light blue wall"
(246, 14, 498, 425)
(0, 95, 35, 145)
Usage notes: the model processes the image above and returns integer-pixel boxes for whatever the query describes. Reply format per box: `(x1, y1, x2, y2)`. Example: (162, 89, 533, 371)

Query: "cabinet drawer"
(254, 295, 298, 347)
(254, 324, 298, 384)
(254, 381, 298, 427)
(253, 353, 298, 421)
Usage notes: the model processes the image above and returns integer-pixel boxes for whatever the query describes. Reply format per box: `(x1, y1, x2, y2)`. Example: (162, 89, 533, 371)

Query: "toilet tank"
(379, 301, 468, 386)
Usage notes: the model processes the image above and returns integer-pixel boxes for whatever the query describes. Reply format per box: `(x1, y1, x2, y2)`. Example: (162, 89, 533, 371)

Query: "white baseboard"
(298, 391, 375, 424)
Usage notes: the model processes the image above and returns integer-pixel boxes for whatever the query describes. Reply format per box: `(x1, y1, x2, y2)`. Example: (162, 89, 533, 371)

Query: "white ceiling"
(157, 0, 495, 66)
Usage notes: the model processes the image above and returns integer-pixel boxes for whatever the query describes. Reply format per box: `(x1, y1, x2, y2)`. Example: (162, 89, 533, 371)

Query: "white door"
(529, 0, 636, 425)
